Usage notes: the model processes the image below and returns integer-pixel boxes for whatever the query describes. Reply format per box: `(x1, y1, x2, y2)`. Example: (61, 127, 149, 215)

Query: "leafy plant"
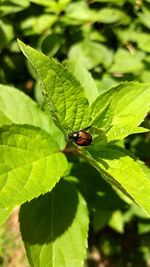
(1, 0, 150, 266)
(1, 0, 150, 89)
(0, 38, 150, 266)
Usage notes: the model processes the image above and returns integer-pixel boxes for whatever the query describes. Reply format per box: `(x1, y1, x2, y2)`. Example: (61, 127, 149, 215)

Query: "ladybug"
(67, 126, 92, 146)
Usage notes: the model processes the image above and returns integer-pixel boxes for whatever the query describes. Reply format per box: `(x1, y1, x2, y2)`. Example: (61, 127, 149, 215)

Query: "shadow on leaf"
(19, 179, 78, 244)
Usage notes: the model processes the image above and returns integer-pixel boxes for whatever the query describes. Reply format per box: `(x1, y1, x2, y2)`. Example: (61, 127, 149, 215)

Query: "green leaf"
(19, 14, 57, 35)
(108, 210, 124, 233)
(96, 74, 119, 94)
(0, 19, 14, 49)
(69, 162, 126, 212)
(109, 48, 144, 74)
(92, 210, 112, 232)
(40, 33, 63, 57)
(138, 220, 150, 234)
(0, 84, 50, 131)
(30, 0, 57, 7)
(107, 82, 150, 140)
(32, 0, 71, 13)
(69, 40, 113, 70)
(0, 0, 29, 16)
(18, 40, 90, 132)
(141, 70, 150, 83)
(89, 86, 115, 131)
(85, 145, 150, 216)
(90, 82, 150, 141)
(94, 0, 126, 5)
(64, 1, 97, 23)
(0, 111, 12, 126)
(65, 60, 99, 104)
(20, 180, 89, 267)
(97, 8, 130, 24)
(138, 8, 150, 30)
(0, 124, 68, 210)
(116, 29, 150, 53)
(18, 43, 150, 144)
(0, 84, 65, 148)
(107, 126, 149, 141)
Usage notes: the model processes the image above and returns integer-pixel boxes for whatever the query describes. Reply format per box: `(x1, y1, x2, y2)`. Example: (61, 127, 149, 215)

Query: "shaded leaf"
(0, 19, 14, 49)
(20, 180, 89, 267)
(85, 145, 150, 216)
(0, 0, 29, 16)
(69, 162, 126, 212)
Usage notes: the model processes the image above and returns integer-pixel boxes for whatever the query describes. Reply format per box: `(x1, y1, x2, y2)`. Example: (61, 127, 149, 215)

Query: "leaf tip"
(17, 39, 24, 49)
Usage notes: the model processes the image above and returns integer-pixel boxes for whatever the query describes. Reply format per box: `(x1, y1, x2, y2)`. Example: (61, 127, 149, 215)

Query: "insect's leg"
(82, 125, 92, 131)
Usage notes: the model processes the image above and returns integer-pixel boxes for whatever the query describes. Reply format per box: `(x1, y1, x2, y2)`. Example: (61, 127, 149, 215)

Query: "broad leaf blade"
(110, 82, 150, 127)
(70, 162, 126, 212)
(65, 60, 99, 105)
(20, 180, 89, 267)
(0, 125, 68, 210)
(109, 48, 144, 74)
(90, 87, 115, 131)
(107, 126, 149, 141)
(68, 40, 113, 70)
(97, 7, 130, 24)
(86, 146, 150, 216)
(0, 0, 29, 16)
(90, 82, 150, 140)
(0, 84, 51, 132)
(0, 84, 65, 148)
(0, 111, 12, 126)
(18, 40, 90, 132)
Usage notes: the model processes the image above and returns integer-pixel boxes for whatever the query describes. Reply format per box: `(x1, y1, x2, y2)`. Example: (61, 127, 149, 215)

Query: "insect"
(67, 126, 92, 146)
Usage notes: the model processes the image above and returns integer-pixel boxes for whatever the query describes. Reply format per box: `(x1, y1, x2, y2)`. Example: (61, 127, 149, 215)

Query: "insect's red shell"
(76, 130, 92, 146)
(67, 130, 92, 146)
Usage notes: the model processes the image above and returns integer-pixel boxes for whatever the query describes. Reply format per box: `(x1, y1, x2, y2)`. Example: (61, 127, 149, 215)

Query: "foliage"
(0, 0, 150, 266)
